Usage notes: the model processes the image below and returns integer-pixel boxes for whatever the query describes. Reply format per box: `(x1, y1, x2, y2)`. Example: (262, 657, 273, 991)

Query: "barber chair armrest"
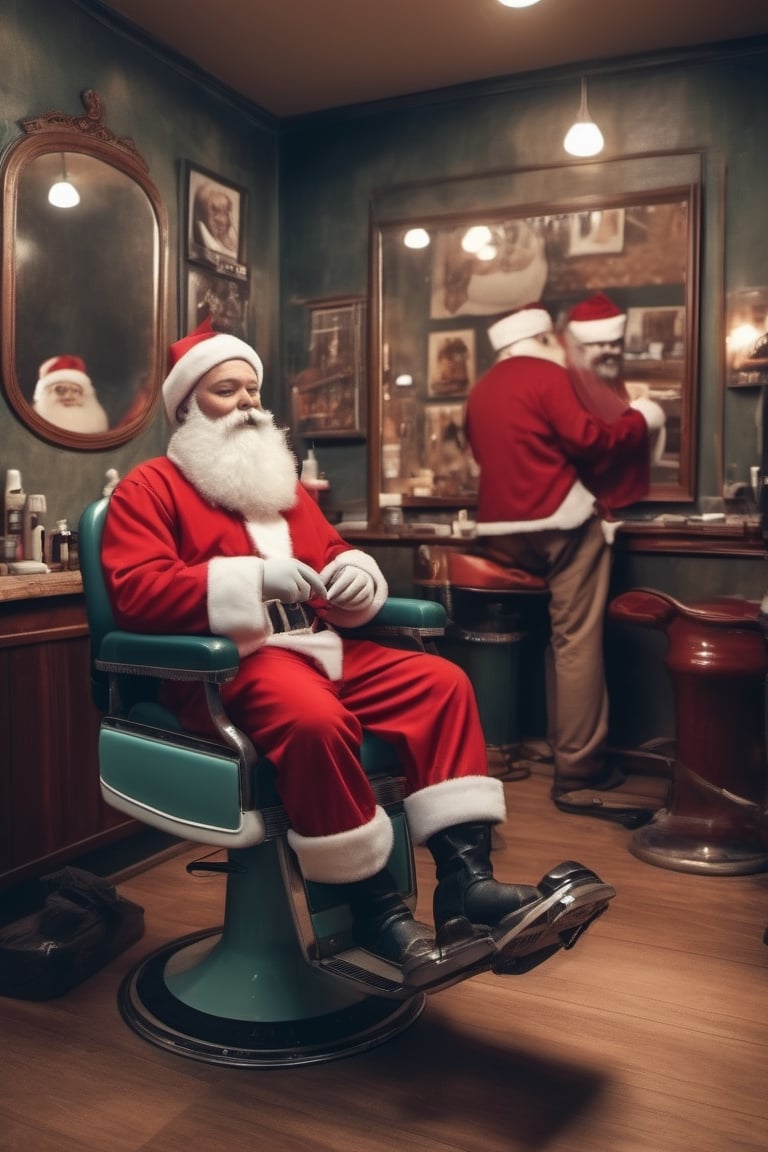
(97, 630, 240, 683)
(343, 596, 447, 649)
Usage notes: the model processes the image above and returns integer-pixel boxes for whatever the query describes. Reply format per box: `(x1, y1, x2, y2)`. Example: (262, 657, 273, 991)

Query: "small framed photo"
(624, 305, 685, 362)
(427, 329, 476, 397)
(568, 207, 625, 256)
(183, 161, 247, 280)
(184, 267, 249, 340)
(291, 296, 366, 438)
(423, 402, 477, 494)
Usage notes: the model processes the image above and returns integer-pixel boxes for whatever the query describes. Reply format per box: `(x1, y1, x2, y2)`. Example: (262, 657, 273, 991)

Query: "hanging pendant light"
(497, 0, 541, 7)
(48, 153, 80, 208)
(563, 77, 604, 158)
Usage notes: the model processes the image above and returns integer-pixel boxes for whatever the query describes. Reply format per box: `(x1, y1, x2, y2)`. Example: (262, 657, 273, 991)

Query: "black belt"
(266, 600, 325, 635)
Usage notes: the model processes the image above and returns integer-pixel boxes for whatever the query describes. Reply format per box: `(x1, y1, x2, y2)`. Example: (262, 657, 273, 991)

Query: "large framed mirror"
(369, 154, 702, 528)
(0, 90, 168, 450)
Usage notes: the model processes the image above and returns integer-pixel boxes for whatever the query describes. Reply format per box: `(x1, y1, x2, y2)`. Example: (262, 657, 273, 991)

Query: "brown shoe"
(552, 769, 669, 828)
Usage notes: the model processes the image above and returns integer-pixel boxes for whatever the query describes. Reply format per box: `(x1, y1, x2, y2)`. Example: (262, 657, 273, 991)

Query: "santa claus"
(465, 302, 666, 824)
(33, 355, 109, 433)
(101, 318, 614, 989)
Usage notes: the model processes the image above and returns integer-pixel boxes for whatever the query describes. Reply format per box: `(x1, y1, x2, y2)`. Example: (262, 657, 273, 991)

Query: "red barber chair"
(414, 546, 550, 776)
(608, 589, 768, 874)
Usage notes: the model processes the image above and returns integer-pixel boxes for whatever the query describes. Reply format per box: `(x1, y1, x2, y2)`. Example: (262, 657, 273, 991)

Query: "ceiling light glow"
(563, 77, 604, 158)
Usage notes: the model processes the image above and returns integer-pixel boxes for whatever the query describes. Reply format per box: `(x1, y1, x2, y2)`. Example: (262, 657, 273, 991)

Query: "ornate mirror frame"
(0, 90, 168, 450)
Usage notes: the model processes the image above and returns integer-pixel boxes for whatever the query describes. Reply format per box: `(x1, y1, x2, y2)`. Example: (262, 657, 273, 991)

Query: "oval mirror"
(1, 90, 167, 450)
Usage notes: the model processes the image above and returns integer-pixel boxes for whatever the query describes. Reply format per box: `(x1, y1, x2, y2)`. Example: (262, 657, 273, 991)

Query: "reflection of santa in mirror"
(33, 355, 109, 433)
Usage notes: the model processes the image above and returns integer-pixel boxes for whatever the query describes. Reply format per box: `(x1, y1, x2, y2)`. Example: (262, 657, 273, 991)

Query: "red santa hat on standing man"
(162, 316, 264, 426)
(566, 292, 627, 344)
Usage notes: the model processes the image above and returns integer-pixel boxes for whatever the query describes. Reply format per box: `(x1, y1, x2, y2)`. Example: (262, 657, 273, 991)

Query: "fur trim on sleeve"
(207, 555, 272, 656)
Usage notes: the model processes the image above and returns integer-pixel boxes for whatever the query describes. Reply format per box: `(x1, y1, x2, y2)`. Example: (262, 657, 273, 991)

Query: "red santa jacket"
(464, 355, 658, 534)
(101, 456, 387, 676)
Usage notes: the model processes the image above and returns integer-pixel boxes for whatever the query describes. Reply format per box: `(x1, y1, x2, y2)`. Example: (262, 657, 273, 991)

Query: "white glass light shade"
(497, 0, 541, 7)
(563, 78, 604, 158)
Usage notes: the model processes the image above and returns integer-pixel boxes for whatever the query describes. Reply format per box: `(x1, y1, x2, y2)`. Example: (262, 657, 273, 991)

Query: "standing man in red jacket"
(465, 302, 665, 823)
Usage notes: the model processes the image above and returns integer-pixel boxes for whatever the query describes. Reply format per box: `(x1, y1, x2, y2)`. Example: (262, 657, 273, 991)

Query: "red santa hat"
(566, 293, 627, 343)
(34, 354, 94, 404)
(162, 316, 264, 425)
(487, 303, 552, 352)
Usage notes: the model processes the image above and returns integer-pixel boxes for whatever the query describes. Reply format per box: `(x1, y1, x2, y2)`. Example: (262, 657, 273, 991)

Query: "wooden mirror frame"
(0, 90, 168, 451)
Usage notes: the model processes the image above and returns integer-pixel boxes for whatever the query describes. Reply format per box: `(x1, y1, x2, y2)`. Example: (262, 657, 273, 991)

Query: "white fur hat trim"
(568, 312, 627, 343)
(163, 334, 264, 425)
(488, 307, 552, 351)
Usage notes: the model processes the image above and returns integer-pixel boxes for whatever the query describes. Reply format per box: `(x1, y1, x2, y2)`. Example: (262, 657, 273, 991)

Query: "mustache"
(225, 407, 274, 430)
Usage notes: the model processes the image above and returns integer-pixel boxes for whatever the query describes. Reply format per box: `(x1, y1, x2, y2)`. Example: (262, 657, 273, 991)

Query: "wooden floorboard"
(1, 767, 767, 1152)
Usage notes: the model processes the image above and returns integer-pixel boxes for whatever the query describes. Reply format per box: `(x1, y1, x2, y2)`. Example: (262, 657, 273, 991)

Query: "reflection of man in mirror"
(563, 293, 630, 418)
(33, 354, 109, 433)
(193, 181, 239, 258)
(563, 293, 665, 512)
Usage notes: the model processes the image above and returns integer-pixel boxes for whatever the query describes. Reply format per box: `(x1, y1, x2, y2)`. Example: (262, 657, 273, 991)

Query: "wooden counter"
(0, 570, 135, 891)
(342, 515, 767, 558)
(0, 569, 83, 602)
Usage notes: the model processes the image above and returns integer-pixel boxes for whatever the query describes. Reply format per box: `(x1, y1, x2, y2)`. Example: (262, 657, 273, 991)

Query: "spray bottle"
(4, 469, 26, 561)
(23, 494, 47, 562)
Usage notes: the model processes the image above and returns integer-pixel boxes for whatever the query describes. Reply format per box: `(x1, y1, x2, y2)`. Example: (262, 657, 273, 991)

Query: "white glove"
(262, 558, 327, 603)
(325, 565, 376, 610)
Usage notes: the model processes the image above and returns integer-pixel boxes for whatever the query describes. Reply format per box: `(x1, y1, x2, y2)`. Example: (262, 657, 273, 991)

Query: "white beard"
(34, 393, 109, 433)
(168, 398, 299, 519)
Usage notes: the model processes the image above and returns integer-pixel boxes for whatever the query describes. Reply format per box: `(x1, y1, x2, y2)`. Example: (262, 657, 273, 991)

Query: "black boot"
(344, 869, 436, 972)
(426, 823, 616, 969)
(426, 822, 540, 943)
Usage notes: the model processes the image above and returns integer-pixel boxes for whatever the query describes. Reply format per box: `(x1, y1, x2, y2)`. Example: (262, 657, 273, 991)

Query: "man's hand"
(325, 565, 376, 610)
(262, 558, 327, 603)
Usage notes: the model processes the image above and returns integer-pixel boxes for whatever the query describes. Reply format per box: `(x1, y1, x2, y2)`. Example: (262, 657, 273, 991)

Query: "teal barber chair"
(79, 498, 457, 1068)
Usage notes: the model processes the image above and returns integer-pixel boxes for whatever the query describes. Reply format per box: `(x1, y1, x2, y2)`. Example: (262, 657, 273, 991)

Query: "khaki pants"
(485, 516, 611, 787)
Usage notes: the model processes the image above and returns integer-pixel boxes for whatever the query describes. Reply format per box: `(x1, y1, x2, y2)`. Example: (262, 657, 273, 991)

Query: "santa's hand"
(325, 565, 376, 610)
(261, 558, 327, 603)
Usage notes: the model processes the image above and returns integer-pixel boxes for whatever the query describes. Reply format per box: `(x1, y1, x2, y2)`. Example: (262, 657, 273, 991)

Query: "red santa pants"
(165, 639, 504, 882)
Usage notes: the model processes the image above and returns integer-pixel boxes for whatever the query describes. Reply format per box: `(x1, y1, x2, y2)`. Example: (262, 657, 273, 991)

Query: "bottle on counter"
(23, 494, 47, 562)
(4, 469, 25, 561)
(49, 518, 72, 570)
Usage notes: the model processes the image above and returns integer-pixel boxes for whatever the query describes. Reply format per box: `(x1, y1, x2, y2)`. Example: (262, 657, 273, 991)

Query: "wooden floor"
(2, 765, 767, 1152)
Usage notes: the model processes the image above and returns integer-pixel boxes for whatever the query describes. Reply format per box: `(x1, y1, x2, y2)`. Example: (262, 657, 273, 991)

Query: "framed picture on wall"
(427, 329, 476, 397)
(568, 207, 625, 256)
(624, 305, 685, 362)
(184, 266, 249, 340)
(182, 161, 248, 280)
(291, 296, 366, 439)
